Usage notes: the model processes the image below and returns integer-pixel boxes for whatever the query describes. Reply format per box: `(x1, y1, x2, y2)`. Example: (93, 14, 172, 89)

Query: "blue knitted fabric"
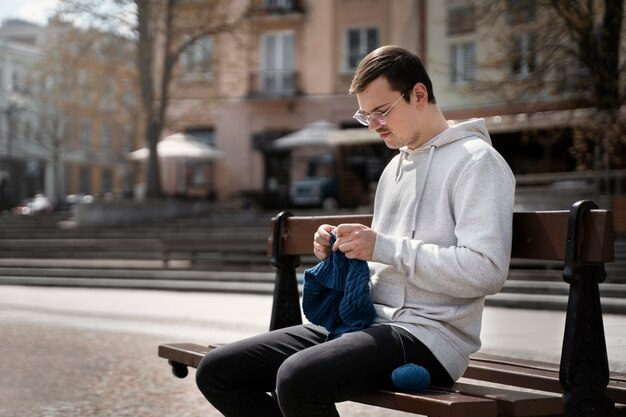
(302, 235, 376, 336)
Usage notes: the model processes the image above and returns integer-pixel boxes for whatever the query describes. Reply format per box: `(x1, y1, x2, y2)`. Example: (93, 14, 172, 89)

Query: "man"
(196, 45, 515, 417)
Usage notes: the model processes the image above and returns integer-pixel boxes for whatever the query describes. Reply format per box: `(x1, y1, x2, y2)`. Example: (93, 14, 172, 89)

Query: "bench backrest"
(268, 210, 615, 262)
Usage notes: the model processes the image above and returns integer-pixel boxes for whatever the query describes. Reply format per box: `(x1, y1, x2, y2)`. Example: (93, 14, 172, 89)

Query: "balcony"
(261, 0, 304, 15)
(248, 70, 299, 99)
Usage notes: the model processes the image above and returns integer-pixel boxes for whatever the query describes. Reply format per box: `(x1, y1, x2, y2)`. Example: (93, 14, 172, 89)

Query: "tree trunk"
(136, 0, 163, 198)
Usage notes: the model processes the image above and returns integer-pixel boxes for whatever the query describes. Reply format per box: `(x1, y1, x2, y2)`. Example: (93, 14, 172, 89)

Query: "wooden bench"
(159, 200, 626, 416)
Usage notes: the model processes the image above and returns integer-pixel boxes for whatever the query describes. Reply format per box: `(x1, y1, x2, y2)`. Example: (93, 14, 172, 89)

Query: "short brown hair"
(349, 45, 436, 104)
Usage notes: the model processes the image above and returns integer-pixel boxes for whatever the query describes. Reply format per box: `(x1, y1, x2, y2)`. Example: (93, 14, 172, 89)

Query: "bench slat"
(352, 390, 497, 417)
(466, 355, 626, 404)
(447, 382, 562, 416)
(267, 210, 614, 262)
(472, 352, 626, 383)
(267, 215, 373, 256)
(158, 343, 213, 368)
(511, 210, 614, 262)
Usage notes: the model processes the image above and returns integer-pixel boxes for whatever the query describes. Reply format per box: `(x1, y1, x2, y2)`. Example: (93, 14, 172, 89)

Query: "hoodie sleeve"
(372, 150, 515, 299)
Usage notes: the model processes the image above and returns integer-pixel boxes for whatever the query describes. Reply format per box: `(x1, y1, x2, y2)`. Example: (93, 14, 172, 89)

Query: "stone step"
(0, 266, 275, 281)
(500, 280, 626, 298)
(486, 292, 626, 315)
(0, 275, 279, 294)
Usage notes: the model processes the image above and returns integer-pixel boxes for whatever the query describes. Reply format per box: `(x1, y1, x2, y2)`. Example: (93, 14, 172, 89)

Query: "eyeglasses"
(353, 88, 411, 128)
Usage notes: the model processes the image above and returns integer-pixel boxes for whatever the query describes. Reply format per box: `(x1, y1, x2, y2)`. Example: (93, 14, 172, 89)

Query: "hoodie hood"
(394, 118, 492, 180)
(393, 118, 492, 238)
(399, 118, 492, 158)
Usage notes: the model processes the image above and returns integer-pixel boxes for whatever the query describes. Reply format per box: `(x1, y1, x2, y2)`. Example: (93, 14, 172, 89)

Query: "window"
(555, 59, 590, 93)
(180, 36, 213, 76)
(79, 120, 91, 150)
(122, 81, 136, 109)
(78, 70, 92, 106)
(264, 0, 295, 11)
(450, 42, 476, 85)
(100, 80, 114, 109)
(101, 168, 112, 193)
(119, 125, 134, 159)
(23, 121, 32, 141)
(345, 27, 379, 71)
(506, 0, 536, 25)
(260, 31, 295, 95)
(79, 166, 91, 193)
(252, 130, 291, 151)
(101, 123, 113, 154)
(185, 128, 215, 146)
(511, 32, 536, 78)
(448, 6, 475, 35)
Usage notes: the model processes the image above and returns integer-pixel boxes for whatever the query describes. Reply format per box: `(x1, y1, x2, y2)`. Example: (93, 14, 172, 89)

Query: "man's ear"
(413, 83, 428, 109)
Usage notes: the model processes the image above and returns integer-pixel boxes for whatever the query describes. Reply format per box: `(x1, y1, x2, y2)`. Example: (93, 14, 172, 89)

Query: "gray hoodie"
(370, 118, 515, 381)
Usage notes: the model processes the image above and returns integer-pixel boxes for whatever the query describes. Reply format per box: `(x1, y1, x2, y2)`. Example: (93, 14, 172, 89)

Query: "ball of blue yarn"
(391, 364, 430, 393)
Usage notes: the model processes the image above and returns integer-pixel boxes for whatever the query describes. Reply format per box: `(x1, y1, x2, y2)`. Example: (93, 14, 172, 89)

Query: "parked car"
(290, 154, 339, 210)
(12, 194, 53, 216)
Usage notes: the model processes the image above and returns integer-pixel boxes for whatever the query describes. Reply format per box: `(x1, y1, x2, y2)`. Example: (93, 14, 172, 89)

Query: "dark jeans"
(195, 324, 453, 417)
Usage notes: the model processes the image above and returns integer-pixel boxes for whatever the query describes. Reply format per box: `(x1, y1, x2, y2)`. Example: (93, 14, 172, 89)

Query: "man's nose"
(368, 121, 381, 131)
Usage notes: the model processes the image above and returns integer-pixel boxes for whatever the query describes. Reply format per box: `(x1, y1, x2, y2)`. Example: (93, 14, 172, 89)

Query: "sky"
(0, 0, 60, 26)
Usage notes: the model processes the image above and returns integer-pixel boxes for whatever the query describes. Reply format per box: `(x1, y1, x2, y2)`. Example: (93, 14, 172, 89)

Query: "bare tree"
(55, 0, 251, 198)
(472, 0, 624, 171)
(33, 16, 141, 202)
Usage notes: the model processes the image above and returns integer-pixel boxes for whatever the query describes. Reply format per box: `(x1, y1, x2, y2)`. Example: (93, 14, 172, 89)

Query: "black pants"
(195, 324, 453, 417)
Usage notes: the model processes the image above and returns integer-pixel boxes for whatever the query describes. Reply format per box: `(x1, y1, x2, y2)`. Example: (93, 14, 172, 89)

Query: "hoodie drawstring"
(411, 145, 436, 239)
(394, 151, 407, 183)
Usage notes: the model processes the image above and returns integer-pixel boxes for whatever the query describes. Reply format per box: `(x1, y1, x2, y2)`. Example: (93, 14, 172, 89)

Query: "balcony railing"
(262, 0, 304, 14)
(248, 70, 299, 98)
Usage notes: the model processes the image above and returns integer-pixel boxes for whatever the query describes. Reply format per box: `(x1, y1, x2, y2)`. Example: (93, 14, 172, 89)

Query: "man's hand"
(333, 223, 377, 261)
(313, 224, 336, 260)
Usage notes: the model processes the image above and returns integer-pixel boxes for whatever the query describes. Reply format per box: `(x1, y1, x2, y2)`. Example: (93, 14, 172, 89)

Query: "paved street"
(1, 285, 625, 417)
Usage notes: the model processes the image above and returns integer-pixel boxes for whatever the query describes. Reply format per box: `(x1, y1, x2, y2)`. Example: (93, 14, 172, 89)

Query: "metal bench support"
(269, 211, 303, 331)
(560, 200, 615, 416)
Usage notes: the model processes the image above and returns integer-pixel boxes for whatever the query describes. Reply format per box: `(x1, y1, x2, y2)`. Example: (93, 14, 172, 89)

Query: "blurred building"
(0, 18, 142, 210)
(0, 19, 48, 210)
(165, 0, 625, 209)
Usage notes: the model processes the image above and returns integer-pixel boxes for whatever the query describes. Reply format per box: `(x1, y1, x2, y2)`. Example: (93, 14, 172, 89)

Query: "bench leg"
(168, 360, 189, 378)
(269, 254, 302, 331)
(270, 211, 303, 331)
(560, 200, 614, 416)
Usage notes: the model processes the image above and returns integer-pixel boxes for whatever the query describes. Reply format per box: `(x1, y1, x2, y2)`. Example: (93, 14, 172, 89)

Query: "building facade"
(0, 20, 48, 210)
(165, 0, 625, 208)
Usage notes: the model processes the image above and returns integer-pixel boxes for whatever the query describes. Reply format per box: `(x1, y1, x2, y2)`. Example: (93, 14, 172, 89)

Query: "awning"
(128, 132, 225, 161)
(272, 120, 337, 149)
(272, 121, 380, 149)
(327, 128, 379, 146)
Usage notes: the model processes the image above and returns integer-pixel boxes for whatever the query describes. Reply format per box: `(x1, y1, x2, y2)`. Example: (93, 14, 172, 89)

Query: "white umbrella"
(327, 128, 379, 146)
(128, 132, 225, 161)
(272, 120, 337, 149)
